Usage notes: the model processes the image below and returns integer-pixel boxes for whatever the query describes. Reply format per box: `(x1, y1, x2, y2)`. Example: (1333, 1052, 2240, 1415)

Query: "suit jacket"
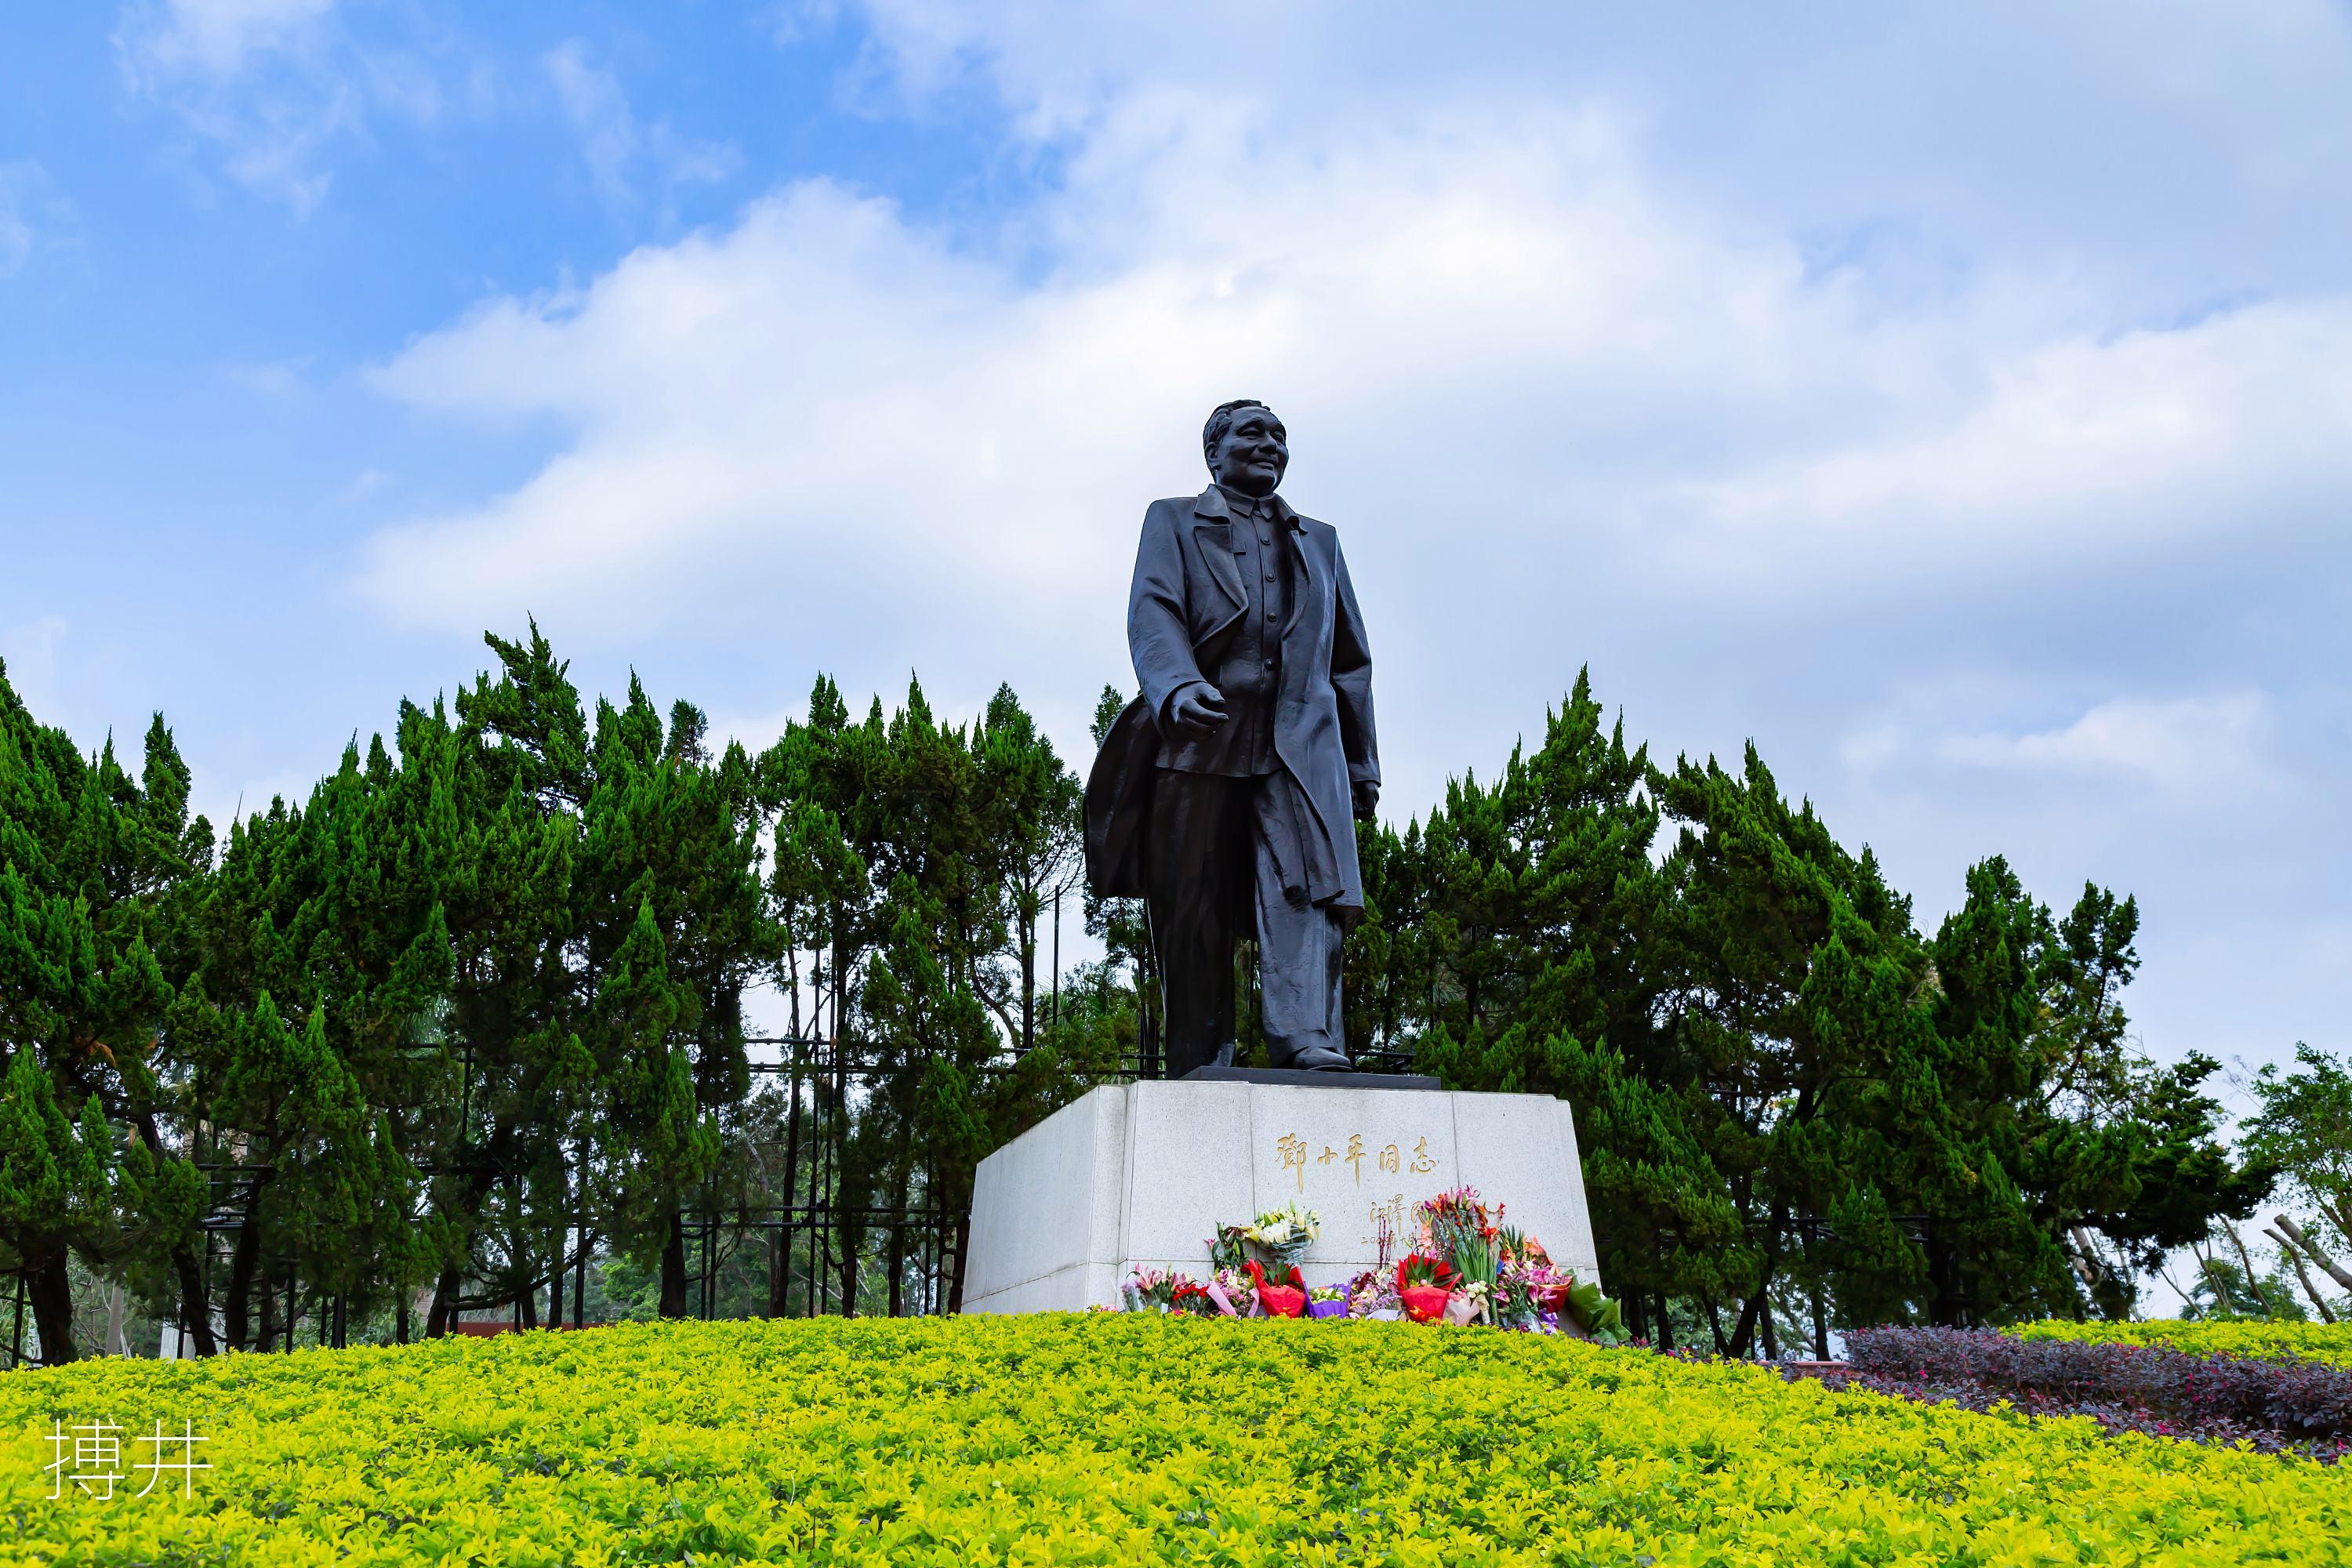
(1084, 485, 1379, 909)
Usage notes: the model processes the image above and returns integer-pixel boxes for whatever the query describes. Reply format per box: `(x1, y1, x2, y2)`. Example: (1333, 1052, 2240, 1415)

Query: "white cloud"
(354, 81, 2352, 659)
(1660, 301, 2352, 583)
(113, 0, 477, 213)
(544, 41, 740, 218)
(116, 0, 353, 212)
(120, 0, 336, 78)
(0, 161, 77, 278)
(1942, 694, 2274, 795)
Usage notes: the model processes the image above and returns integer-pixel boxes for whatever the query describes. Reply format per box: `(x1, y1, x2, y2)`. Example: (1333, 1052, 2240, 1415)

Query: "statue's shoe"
(1286, 1046, 1356, 1073)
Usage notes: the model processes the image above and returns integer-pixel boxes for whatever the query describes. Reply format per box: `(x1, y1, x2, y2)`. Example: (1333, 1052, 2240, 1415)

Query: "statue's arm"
(1331, 535, 1380, 786)
(1127, 502, 1214, 725)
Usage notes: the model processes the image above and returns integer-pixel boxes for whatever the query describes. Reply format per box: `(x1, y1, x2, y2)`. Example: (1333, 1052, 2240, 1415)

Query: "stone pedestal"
(962, 1077, 1599, 1313)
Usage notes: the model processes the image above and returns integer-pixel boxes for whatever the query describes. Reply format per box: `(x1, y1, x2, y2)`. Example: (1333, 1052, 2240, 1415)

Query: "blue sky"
(3, 2, 2348, 1098)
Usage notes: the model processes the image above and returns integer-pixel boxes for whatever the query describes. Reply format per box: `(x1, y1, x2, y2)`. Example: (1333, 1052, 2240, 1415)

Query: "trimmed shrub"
(4, 1316, 2346, 1565)
(2011, 1317, 2352, 1368)
(1844, 1325, 2352, 1461)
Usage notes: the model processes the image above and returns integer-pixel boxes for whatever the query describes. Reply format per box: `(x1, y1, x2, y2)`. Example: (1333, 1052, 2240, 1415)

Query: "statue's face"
(1208, 405, 1287, 497)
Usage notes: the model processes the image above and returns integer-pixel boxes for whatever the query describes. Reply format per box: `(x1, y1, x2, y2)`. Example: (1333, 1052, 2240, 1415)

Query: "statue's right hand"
(1168, 685, 1229, 736)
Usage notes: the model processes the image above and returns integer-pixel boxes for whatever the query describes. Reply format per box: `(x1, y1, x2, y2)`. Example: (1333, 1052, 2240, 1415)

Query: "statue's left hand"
(1352, 781, 1380, 822)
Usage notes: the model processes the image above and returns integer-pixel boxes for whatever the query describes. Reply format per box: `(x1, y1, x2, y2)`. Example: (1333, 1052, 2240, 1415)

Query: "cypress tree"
(0, 662, 203, 1361)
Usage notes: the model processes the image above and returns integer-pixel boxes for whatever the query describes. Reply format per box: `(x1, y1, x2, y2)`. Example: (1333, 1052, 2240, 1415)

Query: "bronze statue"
(1085, 401, 1380, 1074)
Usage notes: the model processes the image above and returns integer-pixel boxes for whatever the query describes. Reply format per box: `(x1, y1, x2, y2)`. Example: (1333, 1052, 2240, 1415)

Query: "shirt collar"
(1213, 482, 1297, 528)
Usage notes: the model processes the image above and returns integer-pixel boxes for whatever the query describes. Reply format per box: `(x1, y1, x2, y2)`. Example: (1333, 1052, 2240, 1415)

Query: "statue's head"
(1203, 399, 1287, 499)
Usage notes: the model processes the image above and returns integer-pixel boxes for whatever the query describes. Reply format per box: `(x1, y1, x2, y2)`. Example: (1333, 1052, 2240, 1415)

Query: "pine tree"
(0, 662, 203, 1362)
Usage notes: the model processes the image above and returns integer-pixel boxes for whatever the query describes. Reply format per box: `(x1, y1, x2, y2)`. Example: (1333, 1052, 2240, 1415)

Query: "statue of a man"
(1084, 400, 1380, 1074)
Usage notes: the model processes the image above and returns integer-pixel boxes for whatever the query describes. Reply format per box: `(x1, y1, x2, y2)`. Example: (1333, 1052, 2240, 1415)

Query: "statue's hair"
(1203, 399, 1278, 459)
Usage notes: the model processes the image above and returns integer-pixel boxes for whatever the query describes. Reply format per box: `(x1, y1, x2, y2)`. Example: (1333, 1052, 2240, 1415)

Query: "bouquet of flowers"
(1415, 1188, 1504, 1323)
(1171, 1277, 1220, 1316)
(1208, 1266, 1258, 1317)
(1395, 1253, 1459, 1323)
(1122, 1266, 1187, 1313)
(1155, 1187, 1622, 1336)
(1493, 1250, 1625, 1338)
(1243, 1260, 1308, 1317)
(1553, 1277, 1624, 1339)
(1207, 1224, 1255, 1274)
(1244, 1203, 1320, 1271)
(1415, 1186, 1498, 1261)
(1486, 1228, 1557, 1328)
(1347, 1268, 1400, 1320)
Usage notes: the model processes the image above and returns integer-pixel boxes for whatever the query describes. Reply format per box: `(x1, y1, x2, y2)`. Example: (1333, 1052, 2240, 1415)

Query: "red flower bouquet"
(1243, 1260, 1308, 1318)
(1396, 1254, 1458, 1323)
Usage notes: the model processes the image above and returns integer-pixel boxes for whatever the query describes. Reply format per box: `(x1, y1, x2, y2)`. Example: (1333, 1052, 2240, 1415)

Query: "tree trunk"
(659, 1210, 689, 1318)
(256, 1270, 278, 1353)
(1728, 1213, 1783, 1359)
(2278, 1215, 2352, 1292)
(1653, 1291, 1673, 1352)
(946, 1214, 971, 1314)
(886, 1156, 914, 1316)
(1926, 1242, 1967, 1328)
(1810, 1285, 1828, 1361)
(2267, 1227, 2339, 1323)
(1728, 1258, 1778, 1357)
(775, 1062, 804, 1319)
(133, 1109, 219, 1356)
(166, 1240, 219, 1357)
(26, 1250, 78, 1366)
(2061, 1225, 2101, 1292)
(2223, 1221, 2263, 1296)
(223, 1191, 267, 1351)
(1726, 1290, 1759, 1359)
(104, 1283, 128, 1357)
(1020, 898, 1036, 1055)
(425, 1261, 461, 1337)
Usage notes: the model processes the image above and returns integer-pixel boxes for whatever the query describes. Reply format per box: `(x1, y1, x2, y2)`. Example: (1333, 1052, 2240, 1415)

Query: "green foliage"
(0, 659, 205, 1363)
(1365, 668, 2268, 1350)
(2245, 1043, 2352, 1281)
(2013, 1315, 2352, 1367)
(4, 1316, 2343, 1565)
(0, 639, 2285, 1363)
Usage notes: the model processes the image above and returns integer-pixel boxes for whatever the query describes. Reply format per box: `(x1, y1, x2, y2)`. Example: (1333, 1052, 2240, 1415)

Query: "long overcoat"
(1084, 485, 1379, 913)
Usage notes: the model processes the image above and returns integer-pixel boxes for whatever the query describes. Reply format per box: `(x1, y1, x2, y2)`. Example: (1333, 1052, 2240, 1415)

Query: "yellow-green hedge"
(2010, 1317, 2352, 1368)
(4, 1316, 2343, 1566)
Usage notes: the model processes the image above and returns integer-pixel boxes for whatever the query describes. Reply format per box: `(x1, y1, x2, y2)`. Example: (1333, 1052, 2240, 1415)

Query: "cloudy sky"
(3, 1, 2347, 1090)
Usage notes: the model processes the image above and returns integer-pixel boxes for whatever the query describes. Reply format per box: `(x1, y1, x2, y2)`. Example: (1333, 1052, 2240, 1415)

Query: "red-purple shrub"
(1832, 1327, 2352, 1461)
